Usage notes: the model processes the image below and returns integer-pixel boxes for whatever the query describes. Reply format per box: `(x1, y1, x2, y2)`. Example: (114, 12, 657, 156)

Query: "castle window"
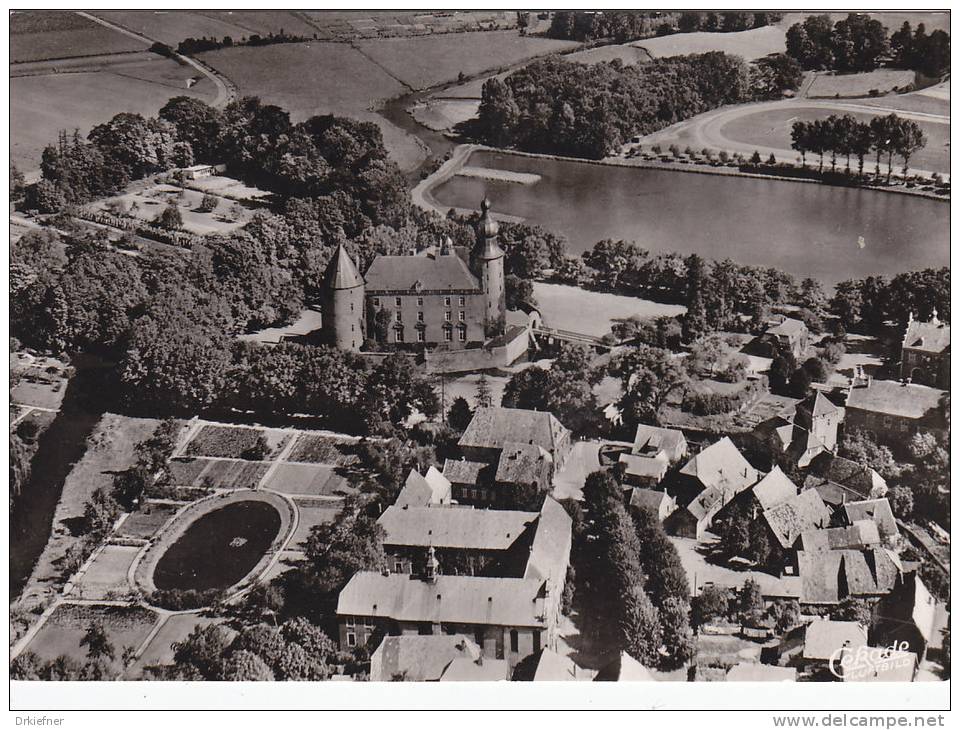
(445, 311, 452, 322)
(510, 630, 519, 653)
(418, 311, 424, 322)
(394, 327, 404, 343)
(417, 330, 425, 342)
(417, 297, 424, 307)
(458, 325, 467, 342)
(396, 310, 402, 322)
(444, 327, 452, 342)
(444, 297, 451, 306)
(533, 631, 541, 654)
(458, 311, 465, 321)
(372, 297, 380, 307)
(346, 617, 355, 627)
(395, 297, 402, 307)
(347, 632, 356, 647)
(350, 302, 354, 312)
(459, 296, 465, 306)
(394, 561, 403, 573)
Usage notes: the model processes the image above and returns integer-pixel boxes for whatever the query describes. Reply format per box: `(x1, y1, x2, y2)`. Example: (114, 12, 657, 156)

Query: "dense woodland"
(547, 11, 784, 42)
(475, 52, 800, 158)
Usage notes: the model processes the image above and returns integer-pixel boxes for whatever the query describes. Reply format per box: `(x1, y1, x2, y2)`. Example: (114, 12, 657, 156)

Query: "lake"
(152, 500, 281, 592)
(432, 151, 949, 287)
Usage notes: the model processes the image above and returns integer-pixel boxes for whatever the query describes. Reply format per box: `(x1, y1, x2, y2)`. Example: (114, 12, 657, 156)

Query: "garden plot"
(184, 425, 290, 459)
(288, 434, 359, 466)
(25, 604, 158, 674)
(11, 353, 70, 410)
(264, 463, 353, 498)
(11, 10, 143, 63)
(117, 503, 180, 539)
(73, 544, 139, 601)
(168, 457, 270, 490)
(126, 614, 224, 679)
(632, 25, 786, 61)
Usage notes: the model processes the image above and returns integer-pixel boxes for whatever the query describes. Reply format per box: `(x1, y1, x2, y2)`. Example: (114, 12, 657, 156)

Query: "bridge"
(531, 326, 612, 351)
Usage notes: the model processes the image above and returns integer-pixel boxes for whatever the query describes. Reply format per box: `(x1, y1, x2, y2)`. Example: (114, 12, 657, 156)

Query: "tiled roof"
(529, 648, 582, 681)
(806, 454, 886, 499)
(845, 380, 947, 421)
(903, 319, 950, 354)
(800, 520, 881, 552)
(767, 317, 807, 338)
(337, 572, 547, 627)
(364, 252, 479, 293)
(679, 437, 759, 495)
(752, 466, 799, 511)
(805, 479, 869, 507)
(377, 505, 535, 551)
(395, 467, 452, 508)
(495, 442, 552, 485)
(798, 550, 843, 604)
(369, 635, 480, 682)
(322, 244, 364, 290)
(803, 620, 868, 660)
(628, 488, 672, 514)
(440, 657, 509, 681)
(632, 424, 686, 456)
(619, 452, 669, 480)
(843, 499, 900, 541)
(594, 651, 655, 681)
(524, 497, 572, 585)
(798, 548, 901, 604)
(840, 548, 901, 596)
(685, 485, 726, 522)
(442, 458, 489, 486)
(763, 489, 832, 549)
(800, 391, 841, 419)
(726, 663, 797, 682)
(459, 406, 569, 456)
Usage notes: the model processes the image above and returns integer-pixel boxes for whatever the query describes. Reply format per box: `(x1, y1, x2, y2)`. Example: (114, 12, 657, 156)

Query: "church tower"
(320, 244, 365, 351)
(471, 197, 506, 333)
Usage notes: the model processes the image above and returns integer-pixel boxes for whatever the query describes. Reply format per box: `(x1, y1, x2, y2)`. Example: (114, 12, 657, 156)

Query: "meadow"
(806, 69, 917, 99)
(11, 11, 142, 63)
(631, 26, 786, 61)
(564, 44, 651, 66)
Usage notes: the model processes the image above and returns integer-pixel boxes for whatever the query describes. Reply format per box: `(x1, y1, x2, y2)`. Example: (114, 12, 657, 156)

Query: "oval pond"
(152, 500, 282, 592)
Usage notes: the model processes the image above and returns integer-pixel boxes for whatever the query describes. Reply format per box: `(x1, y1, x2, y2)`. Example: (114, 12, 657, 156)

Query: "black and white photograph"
(7, 5, 952, 717)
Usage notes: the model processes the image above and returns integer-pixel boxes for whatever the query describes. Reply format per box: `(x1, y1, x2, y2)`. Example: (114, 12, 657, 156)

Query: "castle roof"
(459, 406, 569, 457)
(845, 380, 947, 422)
(903, 317, 950, 353)
(377, 505, 536, 552)
(679, 437, 759, 495)
(474, 197, 504, 258)
(323, 244, 364, 290)
(364, 252, 480, 293)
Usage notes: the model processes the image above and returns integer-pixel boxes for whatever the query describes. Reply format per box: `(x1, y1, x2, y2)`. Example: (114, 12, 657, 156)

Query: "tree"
(739, 578, 765, 624)
(505, 275, 536, 310)
(447, 396, 473, 432)
(692, 585, 730, 628)
(362, 353, 439, 429)
(791, 121, 809, 168)
(477, 77, 519, 148)
(10, 163, 25, 200)
(80, 621, 115, 663)
(833, 598, 873, 627)
(222, 650, 274, 681)
(475, 373, 493, 408)
(83, 487, 121, 537)
(769, 599, 801, 633)
(614, 346, 688, 426)
(199, 193, 219, 213)
(172, 624, 233, 680)
(889, 485, 914, 519)
(840, 428, 902, 481)
(896, 119, 927, 178)
(156, 202, 183, 230)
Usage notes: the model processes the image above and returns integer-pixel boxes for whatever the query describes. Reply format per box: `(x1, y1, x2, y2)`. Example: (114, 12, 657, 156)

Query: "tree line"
(475, 52, 799, 159)
(790, 113, 927, 181)
(547, 11, 784, 42)
(786, 13, 949, 76)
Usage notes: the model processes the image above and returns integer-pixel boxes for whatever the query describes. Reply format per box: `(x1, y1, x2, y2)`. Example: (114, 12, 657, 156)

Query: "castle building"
(900, 310, 950, 389)
(320, 198, 507, 351)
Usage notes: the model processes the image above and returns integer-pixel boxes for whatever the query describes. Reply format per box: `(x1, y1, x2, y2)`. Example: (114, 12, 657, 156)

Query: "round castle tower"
(471, 198, 506, 332)
(320, 244, 365, 351)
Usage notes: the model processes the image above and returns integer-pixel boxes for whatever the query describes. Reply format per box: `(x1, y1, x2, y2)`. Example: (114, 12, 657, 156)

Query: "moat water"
(432, 150, 949, 287)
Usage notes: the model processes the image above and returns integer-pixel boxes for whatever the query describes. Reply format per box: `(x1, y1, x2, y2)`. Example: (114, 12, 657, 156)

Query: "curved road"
(640, 95, 949, 180)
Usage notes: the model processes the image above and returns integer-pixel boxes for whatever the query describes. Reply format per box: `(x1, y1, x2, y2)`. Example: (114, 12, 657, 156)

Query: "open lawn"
(117, 503, 180, 539)
(355, 31, 578, 91)
(126, 614, 222, 678)
(11, 353, 70, 410)
(91, 10, 253, 47)
(672, 536, 800, 599)
(534, 282, 686, 338)
(443, 371, 510, 409)
(858, 83, 950, 117)
(183, 174, 272, 202)
(11, 54, 216, 172)
(198, 43, 423, 171)
(718, 105, 949, 174)
(18, 414, 161, 606)
(237, 307, 324, 344)
(91, 183, 253, 236)
(74, 544, 139, 600)
(11, 11, 143, 63)
(289, 500, 343, 549)
(26, 603, 158, 674)
(184, 425, 290, 459)
(263, 463, 353, 498)
(632, 26, 786, 61)
(806, 70, 917, 99)
(565, 44, 650, 66)
(411, 99, 481, 132)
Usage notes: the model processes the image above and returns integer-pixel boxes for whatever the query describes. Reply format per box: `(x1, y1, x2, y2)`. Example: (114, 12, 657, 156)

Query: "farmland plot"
(11, 11, 143, 63)
(288, 434, 359, 466)
(184, 425, 290, 459)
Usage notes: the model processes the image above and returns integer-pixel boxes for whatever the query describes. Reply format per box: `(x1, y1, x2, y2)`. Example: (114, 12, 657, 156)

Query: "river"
(430, 149, 949, 287)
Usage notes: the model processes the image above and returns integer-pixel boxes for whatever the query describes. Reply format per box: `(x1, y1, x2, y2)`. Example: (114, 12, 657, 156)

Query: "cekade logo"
(829, 641, 913, 680)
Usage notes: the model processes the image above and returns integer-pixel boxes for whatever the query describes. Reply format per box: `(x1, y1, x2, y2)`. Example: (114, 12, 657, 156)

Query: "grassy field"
(288, 500, 342, 549)
(263, 463, 352, 497)
(355, 30, 578, 90)
(632, 26, 786, 60)
(11, 11, 143, 63)
(197, 43, 423, 171)
(534, 282, 686, 337)
(117, 503, 180, 539)
(127, 614, 222, 678)
(565, 44, 650, 66)
(196, 11, 320, 38)
(91, 183, 252, 236)
(91, 10, 253, 47)
(11, 354, 70, 410)
(806, 69, 916, 99)
(74, 544, 140, 600)
(26, 603, 158, 674)
(718, 105, 949, 174)
(11, 54, 216, 172)
(411, 99, 481, 132)
(858, 83, 950, 117)
(19, 414, 161, 605)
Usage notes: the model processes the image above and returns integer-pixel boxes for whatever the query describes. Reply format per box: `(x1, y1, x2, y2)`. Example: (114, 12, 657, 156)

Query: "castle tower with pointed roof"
(321, 244, 365, 351)
(471, 198, 506, 334)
